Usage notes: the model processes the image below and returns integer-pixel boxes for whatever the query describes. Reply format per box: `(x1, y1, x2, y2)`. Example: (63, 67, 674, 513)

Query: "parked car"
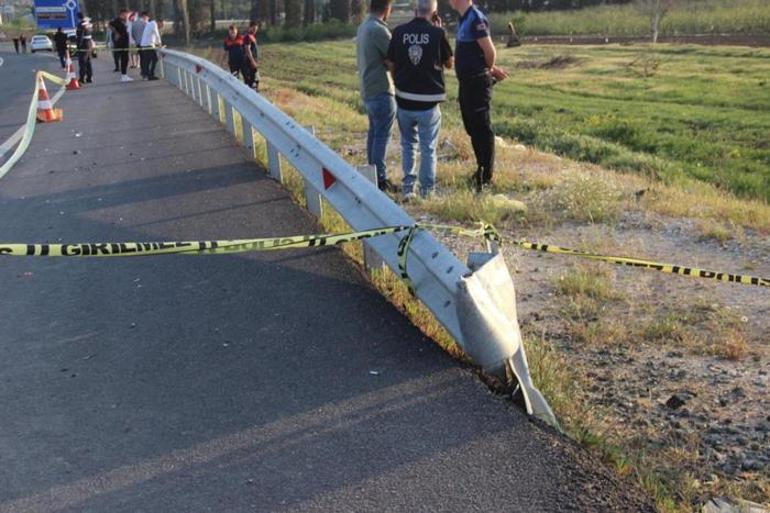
(30, 34, 53, 53)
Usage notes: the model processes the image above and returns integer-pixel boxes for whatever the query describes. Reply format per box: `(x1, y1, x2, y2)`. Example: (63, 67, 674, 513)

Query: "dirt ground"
(418, 199, 770, 506)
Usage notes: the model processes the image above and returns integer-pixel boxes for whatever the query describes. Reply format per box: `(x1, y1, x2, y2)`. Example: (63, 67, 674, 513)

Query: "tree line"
(79, 0, 650, 46)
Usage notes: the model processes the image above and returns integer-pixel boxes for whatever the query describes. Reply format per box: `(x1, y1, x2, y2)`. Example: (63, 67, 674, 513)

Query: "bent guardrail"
(158, 48, 557, 427)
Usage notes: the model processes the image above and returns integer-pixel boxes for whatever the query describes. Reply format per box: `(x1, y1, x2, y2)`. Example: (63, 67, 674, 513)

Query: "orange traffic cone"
(65, 51, 80, 90)
(36, 75, 62, 123)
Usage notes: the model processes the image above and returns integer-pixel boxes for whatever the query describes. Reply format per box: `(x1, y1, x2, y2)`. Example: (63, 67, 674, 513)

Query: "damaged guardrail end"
(457, 251, 559, 429)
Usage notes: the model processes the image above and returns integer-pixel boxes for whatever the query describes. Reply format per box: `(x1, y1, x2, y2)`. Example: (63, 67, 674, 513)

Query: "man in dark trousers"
(111, 9, 132, 82)
(54, 27, 68, 68)
(20, 34, 27, 52)
(385, 0, 452, 199)
(75, 14, 93, 83)
(139, 17, 163, 80)
(449, 0, 508, 192)
(242, 22, 261, 91)
(222, 25, 245, 78)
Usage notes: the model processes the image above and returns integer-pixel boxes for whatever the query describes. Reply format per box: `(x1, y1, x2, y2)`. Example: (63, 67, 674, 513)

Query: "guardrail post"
(176, 67, 183, 90)
(196, 76, 205, 107)
(159, 54, 165, 79)
(225, 102, 235, 135)
(242, 120, 255, 159)
(303, 126, 323, 218)
(184, 70, 192, 96)
(217, 95, 226, 125)
(357, 164, 386, 272)
(266, 142, 282, 182)
(205, 83, 213, 116)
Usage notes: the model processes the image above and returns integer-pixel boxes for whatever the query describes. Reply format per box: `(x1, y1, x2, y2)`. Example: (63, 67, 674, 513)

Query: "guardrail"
(158, 48, 556, 427)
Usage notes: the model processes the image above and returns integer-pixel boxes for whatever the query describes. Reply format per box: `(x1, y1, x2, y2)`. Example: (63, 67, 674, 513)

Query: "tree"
(635, 0, 675, 43)
(328, 0, 349, 22)
(269, 0, 278, 25)
(285, 0, 301, 27)
(303, 0, 315, 25)
(177, 0, 190, 44)
(209, 0, 215, 32)
(350, 0, 363, 23)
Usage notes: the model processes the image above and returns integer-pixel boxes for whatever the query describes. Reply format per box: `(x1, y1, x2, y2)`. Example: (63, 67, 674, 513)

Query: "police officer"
(386, 0, 452, 199)
(450, 0, 508, 192)
(75, 13, 94, 83)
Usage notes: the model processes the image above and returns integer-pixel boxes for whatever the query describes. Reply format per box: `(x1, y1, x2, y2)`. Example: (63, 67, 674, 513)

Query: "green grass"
(255, 40, 770, 202)
(491, 0, 770, 37)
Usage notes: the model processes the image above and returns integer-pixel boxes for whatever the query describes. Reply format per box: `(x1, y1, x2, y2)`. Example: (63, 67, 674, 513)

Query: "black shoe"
(378, 178, 397, 193)
(113, 68, 119, 72)
(147, 76, 159, 81)
(468, 168, 491, 193)
(85, 78, 93, 83)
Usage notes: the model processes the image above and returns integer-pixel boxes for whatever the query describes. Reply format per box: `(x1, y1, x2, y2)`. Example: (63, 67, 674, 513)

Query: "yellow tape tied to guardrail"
(2, 222, 764, 289)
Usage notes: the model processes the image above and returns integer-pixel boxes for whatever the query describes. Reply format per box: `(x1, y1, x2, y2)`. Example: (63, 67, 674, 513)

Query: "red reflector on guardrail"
(322, 168, 335, 190)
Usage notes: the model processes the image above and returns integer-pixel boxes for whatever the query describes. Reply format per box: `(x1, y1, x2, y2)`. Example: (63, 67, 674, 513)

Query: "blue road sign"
(34, 0, 80, 30)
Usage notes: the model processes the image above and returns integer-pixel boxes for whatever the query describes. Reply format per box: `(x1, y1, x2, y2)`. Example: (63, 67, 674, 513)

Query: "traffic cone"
(65, 51, 80, 90)
(36, 75, 62, 123)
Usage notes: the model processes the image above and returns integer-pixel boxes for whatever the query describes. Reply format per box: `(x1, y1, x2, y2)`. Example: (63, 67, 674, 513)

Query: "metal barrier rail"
(158, 48, 556, 427)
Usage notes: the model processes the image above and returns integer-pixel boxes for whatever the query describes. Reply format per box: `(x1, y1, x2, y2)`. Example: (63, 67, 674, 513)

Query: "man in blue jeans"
(386, 0, 453, 199)
(356, 0, 396, 192)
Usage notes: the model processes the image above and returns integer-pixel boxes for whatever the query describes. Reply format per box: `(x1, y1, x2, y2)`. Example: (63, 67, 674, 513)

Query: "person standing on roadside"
(131, 11, 148, 77)
(75, 14, 93, 83)
(356, 0, 396, 192)
(222, 25, 245, 78)
(54, 27, 68, 68)
(385, 0, 452, 199)
(140, 17, 163, 80)
(20, 34, 27, 53)
(242, 22, 261, 91)
(12, 36, 20, 53)
(449, 0, 508, 192)
(111, 9, 132, 82)
(106, 19, 120, 72)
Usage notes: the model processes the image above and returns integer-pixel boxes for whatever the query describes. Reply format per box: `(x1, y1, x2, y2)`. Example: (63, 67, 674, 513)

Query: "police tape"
(70, 45, 164, 54)
(0, 226, 412, 257)
(0, 223, 497, 260)
(510, 239, 769, 288)
(0, 71, 67, 180)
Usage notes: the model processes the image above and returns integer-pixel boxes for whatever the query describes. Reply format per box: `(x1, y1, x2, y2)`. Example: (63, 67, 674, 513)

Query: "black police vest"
(391, 19, 447, 107)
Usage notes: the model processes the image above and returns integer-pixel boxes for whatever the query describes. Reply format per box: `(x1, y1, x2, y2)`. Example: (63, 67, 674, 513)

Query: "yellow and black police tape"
(0, 226, 412, 257)
(509, 239, 769, 288)
(0, 221, 766, 289)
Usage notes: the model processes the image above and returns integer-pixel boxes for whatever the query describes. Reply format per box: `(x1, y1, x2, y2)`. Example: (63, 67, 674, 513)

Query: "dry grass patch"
(639, 301, 750, 360)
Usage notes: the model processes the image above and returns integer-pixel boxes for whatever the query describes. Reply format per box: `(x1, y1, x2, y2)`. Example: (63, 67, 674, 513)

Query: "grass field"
(491, 0, 770, 37)
(248, 40, 770, 203)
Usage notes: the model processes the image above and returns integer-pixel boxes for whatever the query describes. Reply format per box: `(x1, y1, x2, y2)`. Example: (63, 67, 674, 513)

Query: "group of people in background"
(11, 34, 28, 53)
(105, 10, 164, 82)
(65, 9, 162, 84)
(222, 23, 261, 92)
(357, 0, 507, 197)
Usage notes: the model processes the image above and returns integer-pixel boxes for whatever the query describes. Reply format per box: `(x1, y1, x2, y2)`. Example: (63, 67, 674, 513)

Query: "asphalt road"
(0, 53, 655, 512)
(0, 46, 62, 142)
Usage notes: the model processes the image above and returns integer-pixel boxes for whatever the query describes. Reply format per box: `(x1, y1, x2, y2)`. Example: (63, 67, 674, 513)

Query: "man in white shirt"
(140, 17, 163, 81)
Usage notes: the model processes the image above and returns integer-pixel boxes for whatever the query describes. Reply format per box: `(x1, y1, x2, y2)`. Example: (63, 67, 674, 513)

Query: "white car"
(30, 34, 53, 53)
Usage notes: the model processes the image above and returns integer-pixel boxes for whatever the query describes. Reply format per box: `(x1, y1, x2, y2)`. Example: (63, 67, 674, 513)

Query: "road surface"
(0, 49, 655, 512)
